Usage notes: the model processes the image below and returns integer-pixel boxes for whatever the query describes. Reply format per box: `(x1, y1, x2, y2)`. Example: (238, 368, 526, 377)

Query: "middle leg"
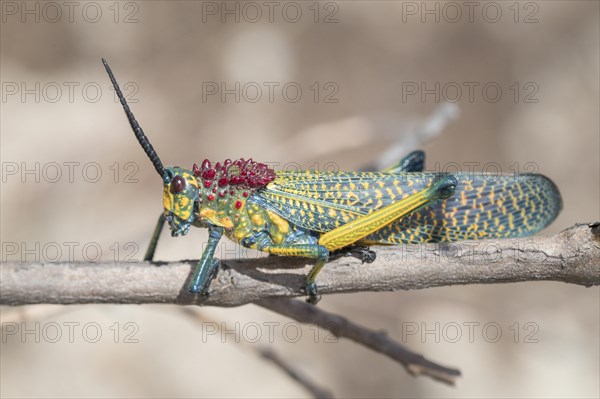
(261, 243, 329, 305)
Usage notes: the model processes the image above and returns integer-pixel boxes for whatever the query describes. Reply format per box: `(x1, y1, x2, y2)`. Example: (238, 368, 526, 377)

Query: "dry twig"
(258, 298, 461, 385)
(2, 223, 598, 307)
(180, 308, 334, 398)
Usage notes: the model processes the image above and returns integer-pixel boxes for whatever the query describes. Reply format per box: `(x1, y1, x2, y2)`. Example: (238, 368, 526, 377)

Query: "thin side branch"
(1, 223, 598, 307)
(258, 298, 461, 385)
(257, 347, 335, 398)
(180, 308, 334, 398)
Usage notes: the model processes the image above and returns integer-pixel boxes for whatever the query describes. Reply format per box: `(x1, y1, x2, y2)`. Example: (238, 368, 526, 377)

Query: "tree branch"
(180, 307, 334, 398)
(258, 298, 461, 385)
(1, 223, 598, 307)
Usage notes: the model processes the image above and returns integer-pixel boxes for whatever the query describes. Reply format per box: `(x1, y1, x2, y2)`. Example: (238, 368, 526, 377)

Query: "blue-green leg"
(382, 150, 425, 173)
(188, 226, 224, 295)
(305, 259, 327, 304)
(144, 213, 166, 261)
(304, 246, 330, 305)
(260, 242, 329, 304)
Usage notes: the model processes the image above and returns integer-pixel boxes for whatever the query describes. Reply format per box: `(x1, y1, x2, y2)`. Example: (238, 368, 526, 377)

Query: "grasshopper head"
(162, 167, 199, 237)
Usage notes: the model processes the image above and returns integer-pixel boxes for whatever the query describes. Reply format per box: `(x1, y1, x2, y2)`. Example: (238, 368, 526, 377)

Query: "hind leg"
(329, 246, 376, 264)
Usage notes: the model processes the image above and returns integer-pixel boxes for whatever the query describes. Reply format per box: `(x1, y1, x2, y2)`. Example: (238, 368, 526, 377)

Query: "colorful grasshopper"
(102, 59, 562, 304)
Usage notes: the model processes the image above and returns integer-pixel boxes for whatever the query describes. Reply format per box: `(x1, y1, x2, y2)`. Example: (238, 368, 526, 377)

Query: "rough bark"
(2, 223, 598, 307)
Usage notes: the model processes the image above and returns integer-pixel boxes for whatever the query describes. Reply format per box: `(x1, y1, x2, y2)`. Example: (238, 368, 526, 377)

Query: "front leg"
(188, 226, 224, 295)
(144, 213, 166, 262)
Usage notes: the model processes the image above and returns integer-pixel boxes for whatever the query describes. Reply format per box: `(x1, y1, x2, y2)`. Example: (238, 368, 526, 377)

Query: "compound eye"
(170, 175, 186, 194)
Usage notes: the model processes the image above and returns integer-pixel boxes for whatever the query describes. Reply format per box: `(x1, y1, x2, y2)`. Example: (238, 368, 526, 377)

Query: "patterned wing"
(249, 171, 439, 232)
(249, 170, 562, 243)
(365, 173, 562, 243)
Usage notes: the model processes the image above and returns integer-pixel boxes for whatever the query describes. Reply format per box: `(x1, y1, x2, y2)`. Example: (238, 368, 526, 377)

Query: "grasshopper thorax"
(162, 159, 276, 237)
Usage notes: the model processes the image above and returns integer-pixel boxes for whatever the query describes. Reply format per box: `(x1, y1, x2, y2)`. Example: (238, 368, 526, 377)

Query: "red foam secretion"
(192, 158, 276, 190)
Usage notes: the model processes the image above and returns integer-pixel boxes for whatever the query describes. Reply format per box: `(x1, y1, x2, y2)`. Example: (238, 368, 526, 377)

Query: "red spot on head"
(201, 159, 211, 170)
(192, 163, 201, 176)
(207, 194, 215, 201)
(235, 200, 242, 209)
(243, 191, 249, 197)
(218, 177, 229, 187)
(202, 169, 216, 180)
(219, 191, 226, 197)
(203, 180, 212, 188)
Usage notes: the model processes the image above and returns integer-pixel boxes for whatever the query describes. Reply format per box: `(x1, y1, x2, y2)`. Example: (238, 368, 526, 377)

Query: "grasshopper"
(102, 59, 562, 304)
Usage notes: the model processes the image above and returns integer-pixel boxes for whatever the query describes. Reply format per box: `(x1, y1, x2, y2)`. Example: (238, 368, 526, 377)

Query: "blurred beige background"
(1, 1, 599, 398)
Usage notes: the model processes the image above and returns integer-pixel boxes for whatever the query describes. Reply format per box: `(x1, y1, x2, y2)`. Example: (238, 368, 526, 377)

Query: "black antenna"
(102, 58, 166, 179)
